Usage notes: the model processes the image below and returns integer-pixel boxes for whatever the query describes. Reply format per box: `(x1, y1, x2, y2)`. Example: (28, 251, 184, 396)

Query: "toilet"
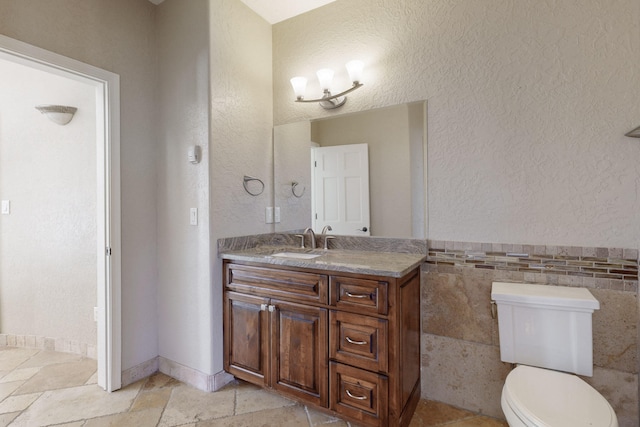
(491, 282, 618, 427)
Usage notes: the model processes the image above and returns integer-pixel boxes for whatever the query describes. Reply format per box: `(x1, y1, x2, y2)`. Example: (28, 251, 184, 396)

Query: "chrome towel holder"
(243, 175, 264, 196)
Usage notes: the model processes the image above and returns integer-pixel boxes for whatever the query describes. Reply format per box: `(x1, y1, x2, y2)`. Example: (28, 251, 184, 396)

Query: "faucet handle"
(323, 235, 336, 250)
(294, 234, 305, 248)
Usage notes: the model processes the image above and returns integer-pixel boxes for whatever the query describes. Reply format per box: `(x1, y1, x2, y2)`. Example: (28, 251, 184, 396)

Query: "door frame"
(0, 34, 122, 392)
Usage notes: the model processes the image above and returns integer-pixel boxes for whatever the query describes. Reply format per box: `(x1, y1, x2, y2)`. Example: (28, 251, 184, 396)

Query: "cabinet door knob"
(268, 305, 276, 312)
(345, 336, 368, 345)
(346, 389, 367, 400)
(345, 291, 370, 299)
(260, 304, 268, 311)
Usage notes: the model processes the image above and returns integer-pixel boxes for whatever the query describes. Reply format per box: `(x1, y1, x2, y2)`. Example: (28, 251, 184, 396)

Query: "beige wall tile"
(421, 334, 511, 419)
(591, 289, 638, 373)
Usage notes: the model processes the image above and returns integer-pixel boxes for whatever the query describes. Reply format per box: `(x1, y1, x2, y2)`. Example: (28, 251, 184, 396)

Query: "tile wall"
(422, 240, 639, 427)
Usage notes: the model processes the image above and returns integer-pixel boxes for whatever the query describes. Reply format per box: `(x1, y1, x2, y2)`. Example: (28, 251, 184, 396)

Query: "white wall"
(0, 0, 159, 371)
(209, 0, 273, 374)
(274, 0, 640, 249)
(0, 59, 96, 347)
(156, 0, 212, 374)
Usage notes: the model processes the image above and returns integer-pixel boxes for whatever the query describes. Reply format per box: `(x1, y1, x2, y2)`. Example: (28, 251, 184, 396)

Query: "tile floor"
(0, 346, 508, 426)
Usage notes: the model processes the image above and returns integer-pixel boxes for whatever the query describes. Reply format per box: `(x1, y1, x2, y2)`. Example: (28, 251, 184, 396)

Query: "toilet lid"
(504, 365, 616, 427)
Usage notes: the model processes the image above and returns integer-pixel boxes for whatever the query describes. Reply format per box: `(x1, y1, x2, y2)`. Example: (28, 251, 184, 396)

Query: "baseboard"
(121, 356, 160, 388)
(0, 334, 97, 359)
(158, 356, 234, 392)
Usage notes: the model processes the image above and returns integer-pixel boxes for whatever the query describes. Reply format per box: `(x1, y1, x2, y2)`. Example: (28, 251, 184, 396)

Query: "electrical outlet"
(93, 307, 99, 322)
(1, 200, 9, 215)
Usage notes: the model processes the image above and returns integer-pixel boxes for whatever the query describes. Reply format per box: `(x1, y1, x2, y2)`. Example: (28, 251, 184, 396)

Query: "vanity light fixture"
(290, 60, 364, 110)
(35, 105, 77, 126)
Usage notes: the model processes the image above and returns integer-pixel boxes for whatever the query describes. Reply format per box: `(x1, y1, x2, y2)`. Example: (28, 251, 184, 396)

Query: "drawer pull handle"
(345, 336, 367, 345)
(345, 291, 370, 299)
(346, 389, 367, 400)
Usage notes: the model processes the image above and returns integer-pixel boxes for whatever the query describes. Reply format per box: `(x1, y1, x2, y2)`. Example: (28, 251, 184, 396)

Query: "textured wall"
(209, 0, 273, 374)
(0, 0, 160, 371)
(0, 59, 96, 347)
(156, 0, 212, 374)
(273, 0, 640, 249)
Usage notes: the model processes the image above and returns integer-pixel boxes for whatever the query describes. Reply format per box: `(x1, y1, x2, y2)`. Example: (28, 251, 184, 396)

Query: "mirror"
(273, 101, 427, 238)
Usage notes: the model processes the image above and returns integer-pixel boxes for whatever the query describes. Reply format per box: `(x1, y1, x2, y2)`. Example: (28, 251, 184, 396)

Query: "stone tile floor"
(0, 346, 508, 426)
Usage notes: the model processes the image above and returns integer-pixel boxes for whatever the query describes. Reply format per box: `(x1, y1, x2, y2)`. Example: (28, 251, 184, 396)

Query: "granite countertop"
(220, 246, 427, 278)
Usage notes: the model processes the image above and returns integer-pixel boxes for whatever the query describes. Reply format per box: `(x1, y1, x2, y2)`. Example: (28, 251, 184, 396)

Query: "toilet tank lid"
(491, 282, 599, 311)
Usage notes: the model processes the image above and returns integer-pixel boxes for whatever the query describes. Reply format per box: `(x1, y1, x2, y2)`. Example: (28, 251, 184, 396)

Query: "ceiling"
(148, 0, 336, 25)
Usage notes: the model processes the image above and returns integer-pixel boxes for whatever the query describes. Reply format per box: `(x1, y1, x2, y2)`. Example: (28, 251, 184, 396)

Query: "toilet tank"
(491, 282, 599, 376)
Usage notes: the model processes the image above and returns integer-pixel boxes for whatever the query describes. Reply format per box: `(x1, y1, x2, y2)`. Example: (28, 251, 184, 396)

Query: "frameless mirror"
(273, 101, 427, 238)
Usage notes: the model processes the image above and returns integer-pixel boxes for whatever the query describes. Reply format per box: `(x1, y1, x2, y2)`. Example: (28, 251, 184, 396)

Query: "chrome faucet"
(303, 227, 317, 249)
(321, 225, 335, 250)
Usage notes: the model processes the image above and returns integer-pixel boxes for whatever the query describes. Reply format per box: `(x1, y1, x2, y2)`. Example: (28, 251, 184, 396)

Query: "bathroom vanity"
(221, 247, 424, 427)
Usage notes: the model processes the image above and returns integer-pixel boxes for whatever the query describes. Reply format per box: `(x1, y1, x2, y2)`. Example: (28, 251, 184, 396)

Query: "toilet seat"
(502, 365, 618, 427)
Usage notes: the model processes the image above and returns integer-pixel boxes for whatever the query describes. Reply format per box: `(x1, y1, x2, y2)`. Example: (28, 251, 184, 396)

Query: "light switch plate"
(190, 208, 198, 225)
(1, 200, 9, 215)
(265, 207, 274, 224)
(274, 207, 281, 223)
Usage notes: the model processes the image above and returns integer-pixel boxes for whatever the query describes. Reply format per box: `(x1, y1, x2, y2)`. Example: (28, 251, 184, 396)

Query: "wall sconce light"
(290, 60, 364, 110)
(35, 105, 77, 126)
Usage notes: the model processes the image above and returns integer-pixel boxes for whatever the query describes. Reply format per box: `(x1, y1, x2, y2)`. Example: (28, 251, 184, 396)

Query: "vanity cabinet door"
(270, 299, 328, 408)
(223, 292, 270, 386)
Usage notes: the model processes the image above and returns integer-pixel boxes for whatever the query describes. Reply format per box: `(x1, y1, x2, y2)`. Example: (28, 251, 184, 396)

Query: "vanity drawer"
(330, 276, 388, 315)
(225, 263, 328, 305)
(330, 362, 388, 427)
(330, 311, 388, 373)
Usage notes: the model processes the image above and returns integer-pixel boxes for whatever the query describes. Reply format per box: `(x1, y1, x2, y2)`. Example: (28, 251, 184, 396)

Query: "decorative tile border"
(0, 334, 97, 359)
(426, 240, 638, 292)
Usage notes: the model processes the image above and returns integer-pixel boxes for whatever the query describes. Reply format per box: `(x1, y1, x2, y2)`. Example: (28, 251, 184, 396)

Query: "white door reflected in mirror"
(312, 144, 370, 236)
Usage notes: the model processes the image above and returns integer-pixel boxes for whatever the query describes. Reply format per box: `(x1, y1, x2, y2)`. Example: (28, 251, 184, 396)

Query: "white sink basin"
(271, 252, 322, 260)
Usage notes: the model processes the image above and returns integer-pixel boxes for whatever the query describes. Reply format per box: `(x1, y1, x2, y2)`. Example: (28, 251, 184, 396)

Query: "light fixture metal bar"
(625, 125, 640, 138)
(295, 82, 363, 103)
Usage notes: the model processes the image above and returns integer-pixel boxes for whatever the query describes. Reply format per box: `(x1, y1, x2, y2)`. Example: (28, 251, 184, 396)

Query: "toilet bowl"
(501, 365, 618, 427)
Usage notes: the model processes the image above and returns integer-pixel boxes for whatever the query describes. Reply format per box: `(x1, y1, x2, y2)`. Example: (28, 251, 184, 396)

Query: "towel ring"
(243, 175, 264, 196)
(291, 181, 305, 198)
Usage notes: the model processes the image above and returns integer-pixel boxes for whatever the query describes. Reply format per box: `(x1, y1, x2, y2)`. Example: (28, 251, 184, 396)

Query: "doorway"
(0, 35, 121, 392)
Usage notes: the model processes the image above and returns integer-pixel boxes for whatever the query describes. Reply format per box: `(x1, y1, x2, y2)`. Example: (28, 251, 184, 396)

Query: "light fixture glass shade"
(316, 68, 334, 91)
(345, 60, 364, 84)
(290, 77, 307, 100)
(35, 105, 77, 126)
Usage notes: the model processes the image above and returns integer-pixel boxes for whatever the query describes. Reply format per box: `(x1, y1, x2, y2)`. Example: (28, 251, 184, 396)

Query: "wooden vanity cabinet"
(223, 260, 421, 427)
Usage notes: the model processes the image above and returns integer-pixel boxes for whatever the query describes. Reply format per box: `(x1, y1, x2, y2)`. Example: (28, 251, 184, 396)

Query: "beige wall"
(273, 0, 640, 249)
(209, 0, 273, 374)
(156, 0, 213, 377)
(273, 1, 640, 424)
(0, 59, 96, 348)
(0, 0, 159, 371)
(311, 104, 413, 238)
